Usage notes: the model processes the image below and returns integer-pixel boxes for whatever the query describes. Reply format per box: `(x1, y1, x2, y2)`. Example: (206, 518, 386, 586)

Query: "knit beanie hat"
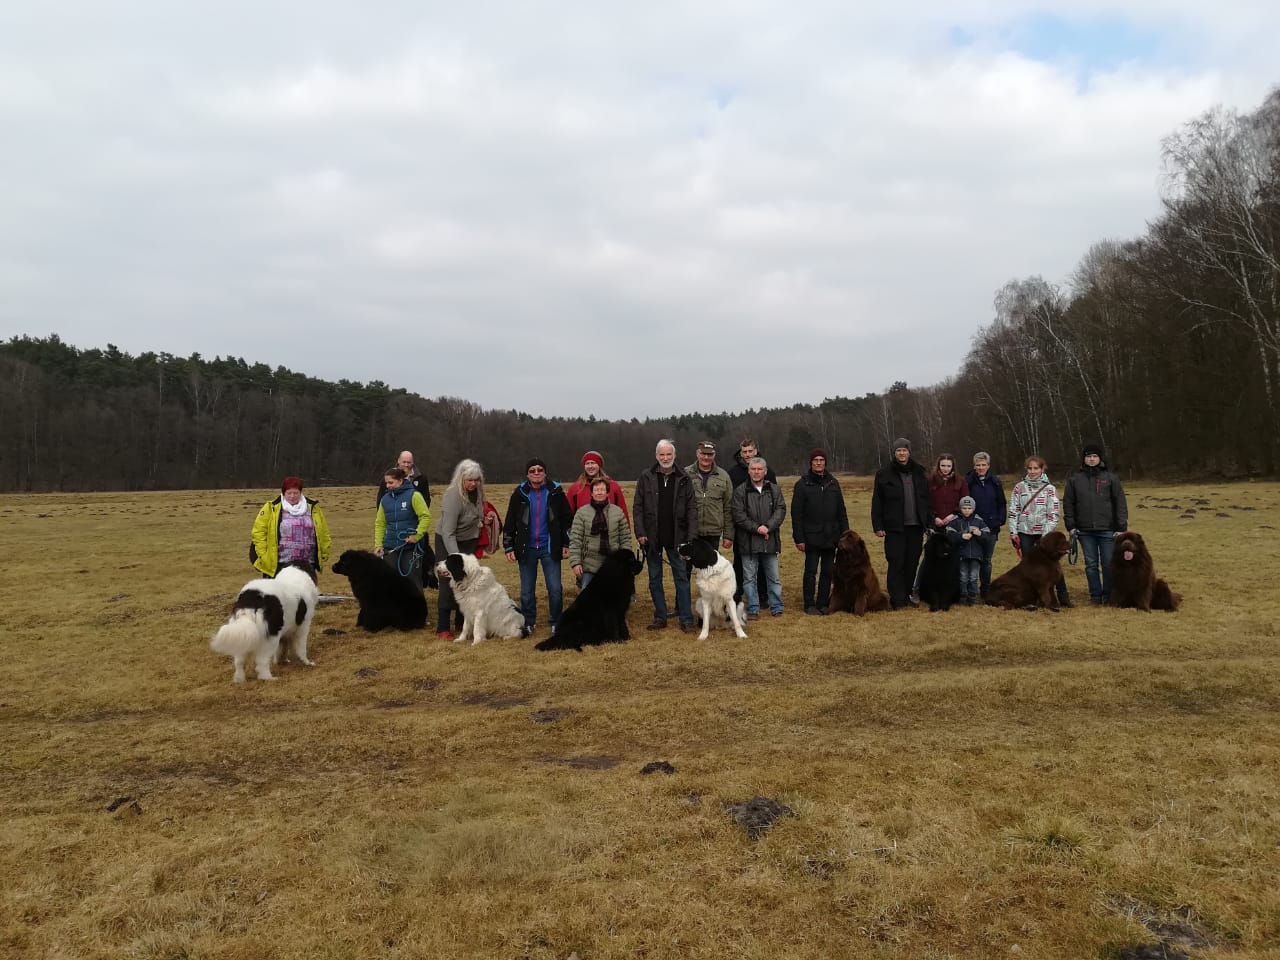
(893, 438, 911, 453)
(281, 476, 304, 492)
(525, 457, 547, 472)
(959, 496, 976, 509)
(581, 450, 603, 468)
(809, 448, 828, 461)
(1081, 443, 1104, 459)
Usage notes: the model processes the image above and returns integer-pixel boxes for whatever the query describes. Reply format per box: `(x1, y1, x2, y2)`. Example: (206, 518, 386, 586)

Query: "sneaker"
(436, 630, 455, 640)
(771, 610, 784, 617)
(746, 612, 761, 621)
(678, 622, 693, 633)
(646, 619, 668, 631)
(906, 593, 921, 607)
(804, 606, 823, 616)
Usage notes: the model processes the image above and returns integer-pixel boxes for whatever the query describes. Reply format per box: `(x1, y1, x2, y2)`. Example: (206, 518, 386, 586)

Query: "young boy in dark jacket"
(963, 451, 1006, 599)
(1063, 443, 1128, 604)
(945, 496, 991, 605)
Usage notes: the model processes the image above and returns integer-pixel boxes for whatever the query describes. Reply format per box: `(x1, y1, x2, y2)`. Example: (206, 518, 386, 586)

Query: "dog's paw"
(301, 658, 316, 667)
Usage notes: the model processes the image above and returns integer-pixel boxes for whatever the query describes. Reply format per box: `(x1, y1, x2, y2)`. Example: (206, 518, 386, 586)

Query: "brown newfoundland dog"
(1110, 531, 1181, 611)
(827, 529, 890, 615)
(985, 531, 1070, 610)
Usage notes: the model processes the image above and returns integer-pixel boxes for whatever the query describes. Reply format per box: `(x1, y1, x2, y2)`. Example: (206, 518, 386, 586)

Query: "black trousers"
(883, 526, 924, 608)
(802, 547, 835, 609)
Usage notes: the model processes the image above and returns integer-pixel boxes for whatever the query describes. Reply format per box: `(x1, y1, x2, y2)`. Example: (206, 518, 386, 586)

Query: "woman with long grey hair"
(433, 459, 487, 639)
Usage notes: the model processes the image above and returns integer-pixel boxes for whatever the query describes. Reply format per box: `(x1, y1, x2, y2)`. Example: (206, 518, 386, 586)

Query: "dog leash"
(1068, 530, 1080, 565)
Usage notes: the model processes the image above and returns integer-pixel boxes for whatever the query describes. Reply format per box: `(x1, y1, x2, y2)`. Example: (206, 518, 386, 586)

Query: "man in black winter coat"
(871, 438, 933, 610)
(791, 448, 849, 614)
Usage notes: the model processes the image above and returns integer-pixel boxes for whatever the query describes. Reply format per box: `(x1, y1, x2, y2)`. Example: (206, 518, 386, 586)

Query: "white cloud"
(0, 2, 1276, 418)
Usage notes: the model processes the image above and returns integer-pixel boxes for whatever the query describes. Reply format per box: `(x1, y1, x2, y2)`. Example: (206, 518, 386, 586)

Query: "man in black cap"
(504, 458, 573, 633)
(685, 440, 735, 553)
(871, 437, 932, 610)
(1063, 443, 1128, 604)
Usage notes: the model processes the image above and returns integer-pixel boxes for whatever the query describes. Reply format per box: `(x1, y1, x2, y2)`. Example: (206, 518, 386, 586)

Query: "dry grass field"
(2, 477, 1278, 960)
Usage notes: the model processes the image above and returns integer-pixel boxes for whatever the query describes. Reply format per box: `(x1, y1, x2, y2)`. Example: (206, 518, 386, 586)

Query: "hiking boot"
(678, 622, 693, 633)
(771, 610, 784, 617)
(646, 619, 668, 631)
(906, 593, 920, 607)
(804, 606, 823, 616)
(746, 612, 761, 621)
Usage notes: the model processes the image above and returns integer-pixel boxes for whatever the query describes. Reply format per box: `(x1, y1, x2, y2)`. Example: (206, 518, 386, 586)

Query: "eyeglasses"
(528, 467, 545, 473)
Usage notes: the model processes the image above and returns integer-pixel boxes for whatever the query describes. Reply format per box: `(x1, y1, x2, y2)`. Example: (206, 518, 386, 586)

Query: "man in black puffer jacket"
(871, 438, 933, 610)
(791, 449, 849, 615)
(1063, 443, 1128, 605)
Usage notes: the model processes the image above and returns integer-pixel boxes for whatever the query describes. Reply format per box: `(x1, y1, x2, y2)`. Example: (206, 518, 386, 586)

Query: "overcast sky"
(1, 2, 1275, 418)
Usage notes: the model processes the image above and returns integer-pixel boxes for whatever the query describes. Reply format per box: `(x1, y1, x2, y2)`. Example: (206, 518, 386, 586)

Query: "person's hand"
(875, 530, 885, 538)
(375, 546, 384, 557)
(796, 543, 806, 553)
(934, 517, 945, 527)
(638, 536, 648, 547)
(757, 525, 769, 537)
(721, 538, 732, 550)
(572, 564, 583, 578)
(561, 546, 569, 559)
(505, 550, 516, 562)
(1010, 535, 1020, 547)
(405, 535, 418, 545)
(962, 532, 972, 540)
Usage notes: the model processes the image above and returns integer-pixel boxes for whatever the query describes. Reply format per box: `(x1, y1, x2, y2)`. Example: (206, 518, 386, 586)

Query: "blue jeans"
(742, 552, 784, 614)
(646, 545, 692, 625)
(959, 558, 981, 600)
(1077, 530, 1115, 601)
(518, 544, 563, 629)
(579, 571, 594, 590)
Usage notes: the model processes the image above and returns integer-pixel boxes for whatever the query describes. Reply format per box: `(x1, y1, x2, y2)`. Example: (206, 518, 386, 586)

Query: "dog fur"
(435, 553, 531, 643)
(331, 549, 428, 632)
(536, 548, 644, 651)
(918, 531, 960, 612)
(210, 562, 319, 682)
(827, 529, 890, 615)
(985, 531, 1070, 610)
(1110, 531, 1181, 611)
(678, 539, 748, 639)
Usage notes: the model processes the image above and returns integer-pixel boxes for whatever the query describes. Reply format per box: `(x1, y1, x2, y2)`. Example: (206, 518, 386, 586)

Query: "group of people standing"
(871, 439, 1129, 610)
(247, 438, 1131, 637)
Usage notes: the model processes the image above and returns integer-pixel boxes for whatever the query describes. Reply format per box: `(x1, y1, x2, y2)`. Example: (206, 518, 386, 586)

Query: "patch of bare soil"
(639, 760, 676, 775)
(725, 796, 796, 839)
(529, 708, 571, 723)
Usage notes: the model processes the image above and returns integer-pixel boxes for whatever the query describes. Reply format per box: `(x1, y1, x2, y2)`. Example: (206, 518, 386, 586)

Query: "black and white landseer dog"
(210, 562, 319, 683)
(435, 552, 531, 644)
(678, 539, 748, 639)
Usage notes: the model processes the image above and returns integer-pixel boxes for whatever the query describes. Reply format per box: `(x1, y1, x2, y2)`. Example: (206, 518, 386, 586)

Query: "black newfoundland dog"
(332, 549, 429, 632)
(536, 548, 644, 652)
(1110, 531, 1181, 611)
(917, 531, 960, 612)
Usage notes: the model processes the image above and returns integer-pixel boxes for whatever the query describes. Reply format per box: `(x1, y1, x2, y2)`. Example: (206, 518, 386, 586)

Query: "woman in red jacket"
(564, 450, 630, 525)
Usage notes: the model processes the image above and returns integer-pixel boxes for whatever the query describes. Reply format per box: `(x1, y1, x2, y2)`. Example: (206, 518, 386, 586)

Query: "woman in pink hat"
(565, 450, 630, 525)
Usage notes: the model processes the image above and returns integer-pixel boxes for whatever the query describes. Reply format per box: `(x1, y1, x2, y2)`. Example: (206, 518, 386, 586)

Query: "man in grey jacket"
(731, 457, 787, 618)
(1063, 443, 1128, 605)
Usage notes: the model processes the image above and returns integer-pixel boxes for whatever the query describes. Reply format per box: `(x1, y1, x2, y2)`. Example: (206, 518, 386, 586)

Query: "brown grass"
(2, 478, 1278, 959)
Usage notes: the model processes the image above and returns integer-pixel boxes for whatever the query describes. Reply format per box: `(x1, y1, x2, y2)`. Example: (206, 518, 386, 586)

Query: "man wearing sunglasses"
(504, 458, 573, 635)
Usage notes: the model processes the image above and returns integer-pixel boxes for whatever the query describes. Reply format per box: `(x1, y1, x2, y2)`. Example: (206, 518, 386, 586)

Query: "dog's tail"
(210, 612, 264, 658)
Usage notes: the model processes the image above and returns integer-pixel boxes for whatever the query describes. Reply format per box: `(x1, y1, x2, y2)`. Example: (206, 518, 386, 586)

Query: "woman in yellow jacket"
(251, 476, 332, 577)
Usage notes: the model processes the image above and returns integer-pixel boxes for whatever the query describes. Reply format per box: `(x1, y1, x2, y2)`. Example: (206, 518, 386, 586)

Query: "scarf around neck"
(281, 494, 308, 517)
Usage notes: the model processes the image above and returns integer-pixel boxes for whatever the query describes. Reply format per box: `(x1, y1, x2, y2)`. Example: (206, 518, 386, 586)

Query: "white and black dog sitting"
(678, 539, 748, 640)
(210, 562, 319, 682)
(435, 553, 531, 644)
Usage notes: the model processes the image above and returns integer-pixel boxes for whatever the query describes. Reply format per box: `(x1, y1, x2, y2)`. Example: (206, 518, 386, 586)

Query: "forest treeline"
(2, 88, 1277, 492)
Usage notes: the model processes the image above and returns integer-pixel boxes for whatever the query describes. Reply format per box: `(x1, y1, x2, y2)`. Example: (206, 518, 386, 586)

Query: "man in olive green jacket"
(684, 441, 734, 552)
